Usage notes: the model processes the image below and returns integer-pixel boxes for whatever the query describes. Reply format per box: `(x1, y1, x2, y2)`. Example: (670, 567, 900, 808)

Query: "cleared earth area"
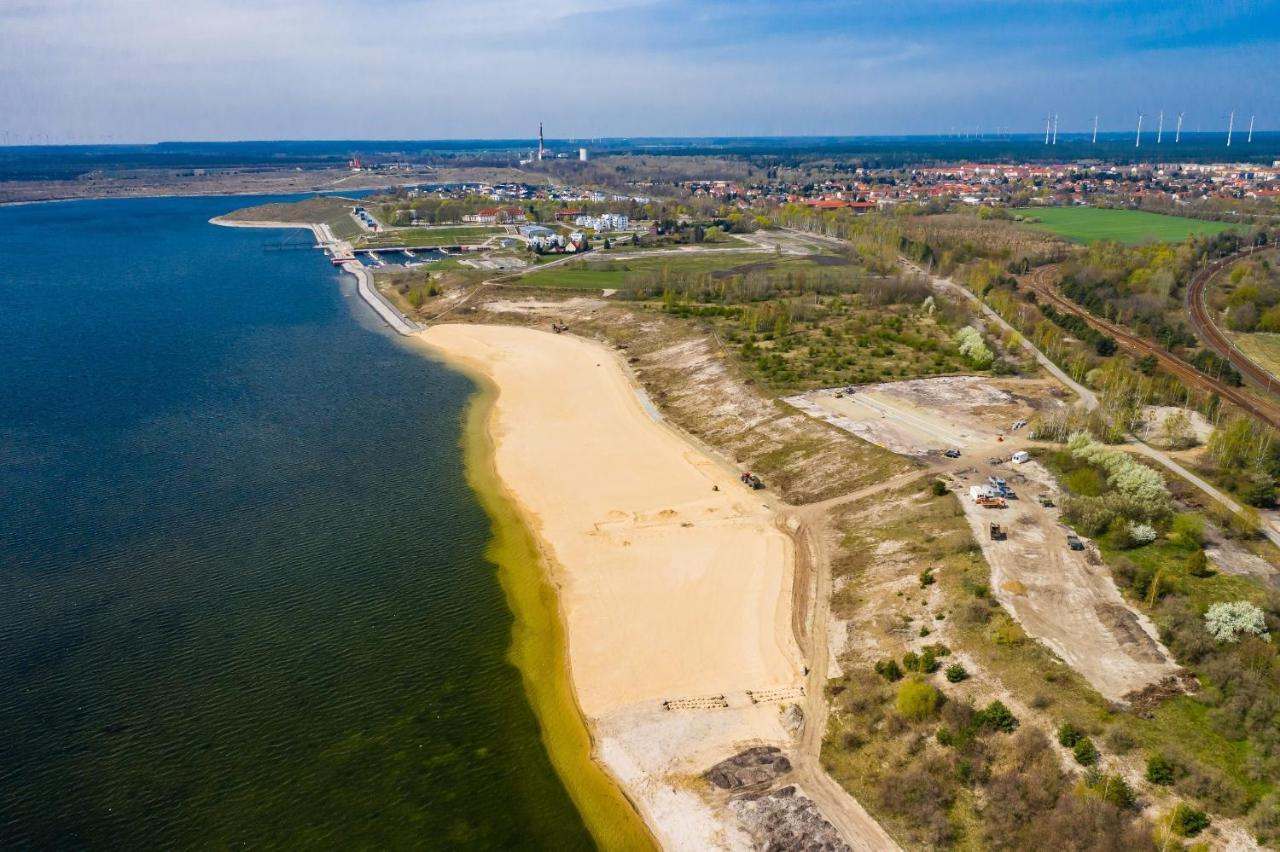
(788, 375, 1180, 702)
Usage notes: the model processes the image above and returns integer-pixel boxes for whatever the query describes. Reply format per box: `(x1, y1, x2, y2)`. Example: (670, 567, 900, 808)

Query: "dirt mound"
(705, 746, 793, 790)
(729, 786, 851, 852)
(1123, 671, 1199, 717)
(1094, 603, 1167, 663)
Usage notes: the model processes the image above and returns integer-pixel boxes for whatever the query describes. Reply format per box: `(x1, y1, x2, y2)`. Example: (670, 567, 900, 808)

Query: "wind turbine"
(1248, 114, 1255, 144)
(1175, 112, 1184, 143)
(1044, 113, 1052, 145)
(1135, 110, 1144, 148)
(1091, 114, 1099, 144)
(1052, 114, 1058, 145)
(1227, 110, 1235, 147)
(1157, 110, 1164, 144)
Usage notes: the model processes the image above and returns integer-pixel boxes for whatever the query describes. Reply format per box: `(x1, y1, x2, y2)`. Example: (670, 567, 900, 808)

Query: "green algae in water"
(460, 371, 659, 852)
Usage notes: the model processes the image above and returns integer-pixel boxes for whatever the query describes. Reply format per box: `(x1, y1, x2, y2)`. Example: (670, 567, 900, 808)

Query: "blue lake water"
(0, 195, 592, 849)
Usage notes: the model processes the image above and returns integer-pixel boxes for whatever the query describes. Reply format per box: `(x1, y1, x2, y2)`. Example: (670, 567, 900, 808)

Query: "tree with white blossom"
(1204, 601, 1270, 643)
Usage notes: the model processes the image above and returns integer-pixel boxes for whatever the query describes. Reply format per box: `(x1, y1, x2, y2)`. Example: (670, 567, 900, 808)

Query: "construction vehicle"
(976, 494, 1007, 508)
(989, 522, 1006, 541)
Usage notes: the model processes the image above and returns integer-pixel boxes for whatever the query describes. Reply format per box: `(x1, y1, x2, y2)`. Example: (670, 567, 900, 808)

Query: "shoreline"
(209, 209, 656, 844)
(418, 323, 806, 849)
(438, 345, 659, 851)
(209, 216, 421, 336)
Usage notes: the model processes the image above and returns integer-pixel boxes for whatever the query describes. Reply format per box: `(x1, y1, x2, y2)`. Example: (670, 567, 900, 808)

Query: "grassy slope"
(357, 226, 503, 248)
(517, 251, 775, 289)
(1025, 207, 1238, 245)
(222, 196, 365, 241)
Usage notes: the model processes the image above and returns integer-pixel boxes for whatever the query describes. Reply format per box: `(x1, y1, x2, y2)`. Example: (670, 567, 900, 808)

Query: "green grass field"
(357, 226, 503, 248)
(517, 250, 777, 289)
(1229, 332, 1280, 379)
(1024, 207, 1238, 245)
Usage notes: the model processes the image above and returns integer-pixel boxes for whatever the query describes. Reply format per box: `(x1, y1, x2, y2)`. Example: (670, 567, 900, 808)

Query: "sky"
(1, 0, 1278, 143)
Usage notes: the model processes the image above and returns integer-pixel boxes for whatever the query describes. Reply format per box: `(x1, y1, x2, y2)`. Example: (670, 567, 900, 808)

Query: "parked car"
(1066, 533, 1084, 551)
(944, 448, 961, 458)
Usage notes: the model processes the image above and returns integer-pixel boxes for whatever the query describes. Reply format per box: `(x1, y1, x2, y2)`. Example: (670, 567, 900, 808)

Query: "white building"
(574, 213, 630, 232)
(579, 148, 589, 162)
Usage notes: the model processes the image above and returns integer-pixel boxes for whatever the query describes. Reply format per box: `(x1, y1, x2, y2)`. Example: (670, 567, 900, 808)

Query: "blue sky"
(0, 0, 1276, 143)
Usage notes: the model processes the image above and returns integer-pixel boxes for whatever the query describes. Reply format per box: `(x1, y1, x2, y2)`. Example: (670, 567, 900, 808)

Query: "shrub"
(1056, 722, 1083, 748)
(976, 700, 1018, 733)
(955, 326, 993, 368)
(1251, 791, 1280, 847)
(1072, 737, 1099, 766)
(1127, 522, 1157, 546)
(896, 680, 942, 720)
(930, 479, 948, 497)
(945, 663, 968, 683)
(1186, 548, 1211, 578)
(1169, 513, 1205, 548)
(1146, 753, 1175, 785)
(1088, 773, 1137, 811)
(1204, 600, 1271, 643)
(1170, 802, 1210, 837)
(1104, 728, 1134, 754)
(919, 568, 936, 587)
(1066, 432, 1171, 517)
(875, 658, 903, 682)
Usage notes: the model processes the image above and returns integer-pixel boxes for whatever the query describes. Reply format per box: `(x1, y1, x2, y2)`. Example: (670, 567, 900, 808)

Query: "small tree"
(1146, 753, 1175, 785)
(1162, 410, 1195, 449)
(874, 659, 903, 682)
(1170, 803, 1210, 837)
(895, 680, 941, 720)
(976, 700, 1018, 733)
(1186, 548, 1211, 578)
(1073, 737, 1100, 766)
(1204, 601, 1271, 643)
(944, 663, 968, 683)
(1056, 722, 1083, 748)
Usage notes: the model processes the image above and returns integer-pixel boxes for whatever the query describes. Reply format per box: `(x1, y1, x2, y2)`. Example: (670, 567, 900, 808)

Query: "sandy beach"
(418, 323, 806, 848)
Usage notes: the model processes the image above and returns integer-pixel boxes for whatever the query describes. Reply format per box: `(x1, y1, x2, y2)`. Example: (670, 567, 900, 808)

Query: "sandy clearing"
(417, 323, 807, 847)
(786, 376, 1053, 457)
(952, 460, 1180, 702)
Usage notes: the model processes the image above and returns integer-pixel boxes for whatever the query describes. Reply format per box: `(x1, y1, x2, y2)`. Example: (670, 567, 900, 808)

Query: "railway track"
(1021, 258, 1280, 431)
(1186, 245, 1280, 396)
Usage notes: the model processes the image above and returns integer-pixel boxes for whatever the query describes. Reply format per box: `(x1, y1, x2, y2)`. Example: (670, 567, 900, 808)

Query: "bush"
(930, 479, 948, 497)
(1088, 772, 1137, 811)
(1145, 753, 1175, 785)
(895, 680, 942, 720)
(1073, 737, 1099, 766)
(1056, 722, 1083, 748)
(945, 664, 968, 683)
(919, 568, 936, 587)
(976, 700, 1018, 733)
(875, 658, 903, 682)
(1186, 548, 1211, 577)
(1127, 522, 1157, 546)
(1170, 802, 1210, 837)
(1169, 513, 1205, 548)
(1204, 600, 1271, 643)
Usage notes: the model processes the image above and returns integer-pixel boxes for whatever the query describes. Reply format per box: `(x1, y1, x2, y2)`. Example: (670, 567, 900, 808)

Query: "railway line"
(1186, 245, 1280, 396)
(1021, 259, 1280, 431)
